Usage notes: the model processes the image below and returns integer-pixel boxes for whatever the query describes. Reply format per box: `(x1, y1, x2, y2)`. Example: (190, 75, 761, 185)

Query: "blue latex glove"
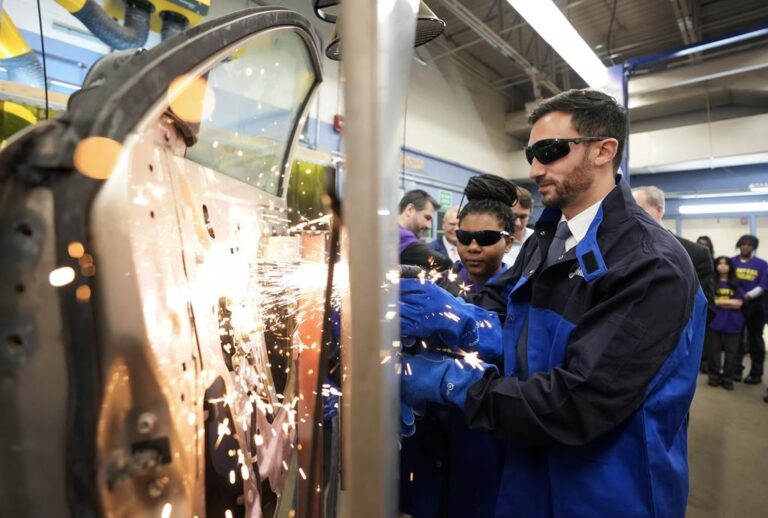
(400, 278, 502, 359)
(400, 401, 416, 437)
(400, 354, 497, 410)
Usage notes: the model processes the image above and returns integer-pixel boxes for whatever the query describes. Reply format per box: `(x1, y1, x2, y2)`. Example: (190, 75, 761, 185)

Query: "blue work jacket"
(466, 178, 707, 517)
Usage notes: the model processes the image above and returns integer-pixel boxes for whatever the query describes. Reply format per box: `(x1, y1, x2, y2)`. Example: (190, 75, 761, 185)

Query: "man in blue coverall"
(400, 89, 707, 517)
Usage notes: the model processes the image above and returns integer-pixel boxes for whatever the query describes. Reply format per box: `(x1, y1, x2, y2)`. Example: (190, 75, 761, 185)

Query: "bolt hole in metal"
(148, 163, 154, 172)
(14, 284, 25, 293)
(136, 412, 157, 435)
(15, 222, 33, 237)
(202, 204, 216, 238)
(150, 210, 155, 219)
(6, 334, 24, 350)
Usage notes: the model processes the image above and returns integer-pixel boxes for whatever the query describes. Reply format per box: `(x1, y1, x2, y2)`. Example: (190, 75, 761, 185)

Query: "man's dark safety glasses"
(456, 229, 510, 246)
(524, 137, 609, 165)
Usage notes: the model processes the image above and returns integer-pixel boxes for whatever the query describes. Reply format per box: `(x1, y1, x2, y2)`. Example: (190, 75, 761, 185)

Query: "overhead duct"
(0, 10, 45, 89)
(159, 10, 189, 41)
(55, 0, 152, 50)
(323, 1, 445, 61)
(438, 0, 560, 97)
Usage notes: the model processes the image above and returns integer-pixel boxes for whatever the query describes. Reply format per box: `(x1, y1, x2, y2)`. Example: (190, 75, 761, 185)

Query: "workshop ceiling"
(421, 0, 768, 111)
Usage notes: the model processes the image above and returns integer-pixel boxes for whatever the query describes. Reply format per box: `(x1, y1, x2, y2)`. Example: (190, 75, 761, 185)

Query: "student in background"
(697, 235, 715, 263)
(707, 256, 745, 390)
(732, 235, 767, 384)
(502, 186, 534, 267)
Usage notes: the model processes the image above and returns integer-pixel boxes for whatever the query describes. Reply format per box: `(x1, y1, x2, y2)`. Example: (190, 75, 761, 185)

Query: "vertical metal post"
(340, 0, 418, 516)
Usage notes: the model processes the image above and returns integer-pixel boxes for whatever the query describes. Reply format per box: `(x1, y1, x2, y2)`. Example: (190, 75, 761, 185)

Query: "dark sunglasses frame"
(456, 229, 510, 246)
(524, 137, 610, 165)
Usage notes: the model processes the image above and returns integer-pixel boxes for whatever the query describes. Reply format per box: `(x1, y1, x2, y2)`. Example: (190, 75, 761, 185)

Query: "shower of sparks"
(49, 266, 76, 287)
(442, 311, 461, 323)
(457, 282, 472, 296)
(461, 351, 485, 370)
(161, 503, 172, 518)
(298, 467, 307, 480)
(215, 418, 231, 449)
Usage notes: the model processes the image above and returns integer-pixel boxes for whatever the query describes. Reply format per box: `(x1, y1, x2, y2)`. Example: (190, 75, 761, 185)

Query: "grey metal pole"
(339, 0, 418, 516)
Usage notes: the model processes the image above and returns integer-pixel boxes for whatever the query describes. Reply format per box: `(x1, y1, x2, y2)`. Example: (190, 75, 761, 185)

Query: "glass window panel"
(185, 29, 316, 195)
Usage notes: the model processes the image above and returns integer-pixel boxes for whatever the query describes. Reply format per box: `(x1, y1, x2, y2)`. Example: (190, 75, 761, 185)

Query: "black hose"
(160, 11, 189, 41)
(1, 52, 46, 89)
(71, 0, 152, 50)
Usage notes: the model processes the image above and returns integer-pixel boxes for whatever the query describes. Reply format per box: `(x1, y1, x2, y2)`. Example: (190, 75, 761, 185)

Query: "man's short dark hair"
(528, 88, 628, 173)
(736, 234, 759, 250)
(398, 189, 440, 214)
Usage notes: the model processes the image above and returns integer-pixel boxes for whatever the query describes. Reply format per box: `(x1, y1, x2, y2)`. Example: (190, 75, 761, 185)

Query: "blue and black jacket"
(465, 178, 707, 517)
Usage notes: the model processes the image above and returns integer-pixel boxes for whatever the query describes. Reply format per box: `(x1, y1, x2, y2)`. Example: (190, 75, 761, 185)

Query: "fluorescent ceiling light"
(671, 190, 768, 200)
(507, 0, 608, 88)
(679, 202, 768, 214)
(749, 182, 768, 193)
(630, 152, 768, 174)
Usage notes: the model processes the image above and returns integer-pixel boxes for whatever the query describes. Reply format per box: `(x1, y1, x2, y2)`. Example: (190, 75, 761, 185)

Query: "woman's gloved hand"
(400, 401, 416, 437)
(400, 278, 502, 359)
(400, 353, 497, 410)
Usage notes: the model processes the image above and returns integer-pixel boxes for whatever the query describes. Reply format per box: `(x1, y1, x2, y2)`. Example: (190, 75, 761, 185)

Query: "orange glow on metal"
(67, 241, 85, 258)
(167, 74, 216, 124)
(73, 137, 123, 180)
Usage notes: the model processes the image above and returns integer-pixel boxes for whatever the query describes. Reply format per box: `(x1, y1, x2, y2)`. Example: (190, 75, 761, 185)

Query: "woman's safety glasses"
(524, 137, 609, 165)
(456, 229, 510, 246)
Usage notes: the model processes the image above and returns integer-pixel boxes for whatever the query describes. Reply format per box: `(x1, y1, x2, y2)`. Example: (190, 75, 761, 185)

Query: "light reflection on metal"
(73, 136, 123, 180)
(48, 266, 75, 287)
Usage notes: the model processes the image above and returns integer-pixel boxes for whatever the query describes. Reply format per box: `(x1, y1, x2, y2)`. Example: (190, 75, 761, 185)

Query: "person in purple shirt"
(707, 256, 745, 390)
(398, 189, 452, 271)
(731, 235, 768, 384)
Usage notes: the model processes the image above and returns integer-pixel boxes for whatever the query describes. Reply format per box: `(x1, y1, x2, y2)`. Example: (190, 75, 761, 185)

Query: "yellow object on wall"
(104, 0, 211, 33)
(54, 0, 88, 13)
(0, 10, 32, 59)
(0, 101, 38, 143)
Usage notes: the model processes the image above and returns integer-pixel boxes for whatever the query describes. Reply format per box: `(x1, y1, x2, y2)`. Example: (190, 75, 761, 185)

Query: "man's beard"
(540, 155, 594, 209)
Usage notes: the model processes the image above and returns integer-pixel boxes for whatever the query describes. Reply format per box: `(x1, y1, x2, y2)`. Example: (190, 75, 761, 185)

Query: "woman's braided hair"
(458, 174, 518, 233)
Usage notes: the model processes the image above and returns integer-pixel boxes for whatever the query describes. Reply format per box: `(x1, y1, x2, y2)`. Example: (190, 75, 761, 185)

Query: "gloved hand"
(400, 401, 416, 437)
(323, 382, 341, 422)
(400, 353, 497, 410)
(400, 278, 502, 359)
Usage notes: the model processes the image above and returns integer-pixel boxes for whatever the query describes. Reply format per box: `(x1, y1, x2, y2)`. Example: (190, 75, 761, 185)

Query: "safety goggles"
(524, 137, 609, 165)
(456, 229, 510, 246)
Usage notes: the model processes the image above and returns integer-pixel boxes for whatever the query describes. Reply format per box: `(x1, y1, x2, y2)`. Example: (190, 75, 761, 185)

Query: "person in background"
(697, 235, 715, 263)
(731, 234, 768, 384)
(398, 189, 452, 271)
(707, 256, 744, 390)
(502, 185, 534, 266)
(400, 89, 707, 517)
(632, 187, 716, 336)
(427, 205, 460, 264)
